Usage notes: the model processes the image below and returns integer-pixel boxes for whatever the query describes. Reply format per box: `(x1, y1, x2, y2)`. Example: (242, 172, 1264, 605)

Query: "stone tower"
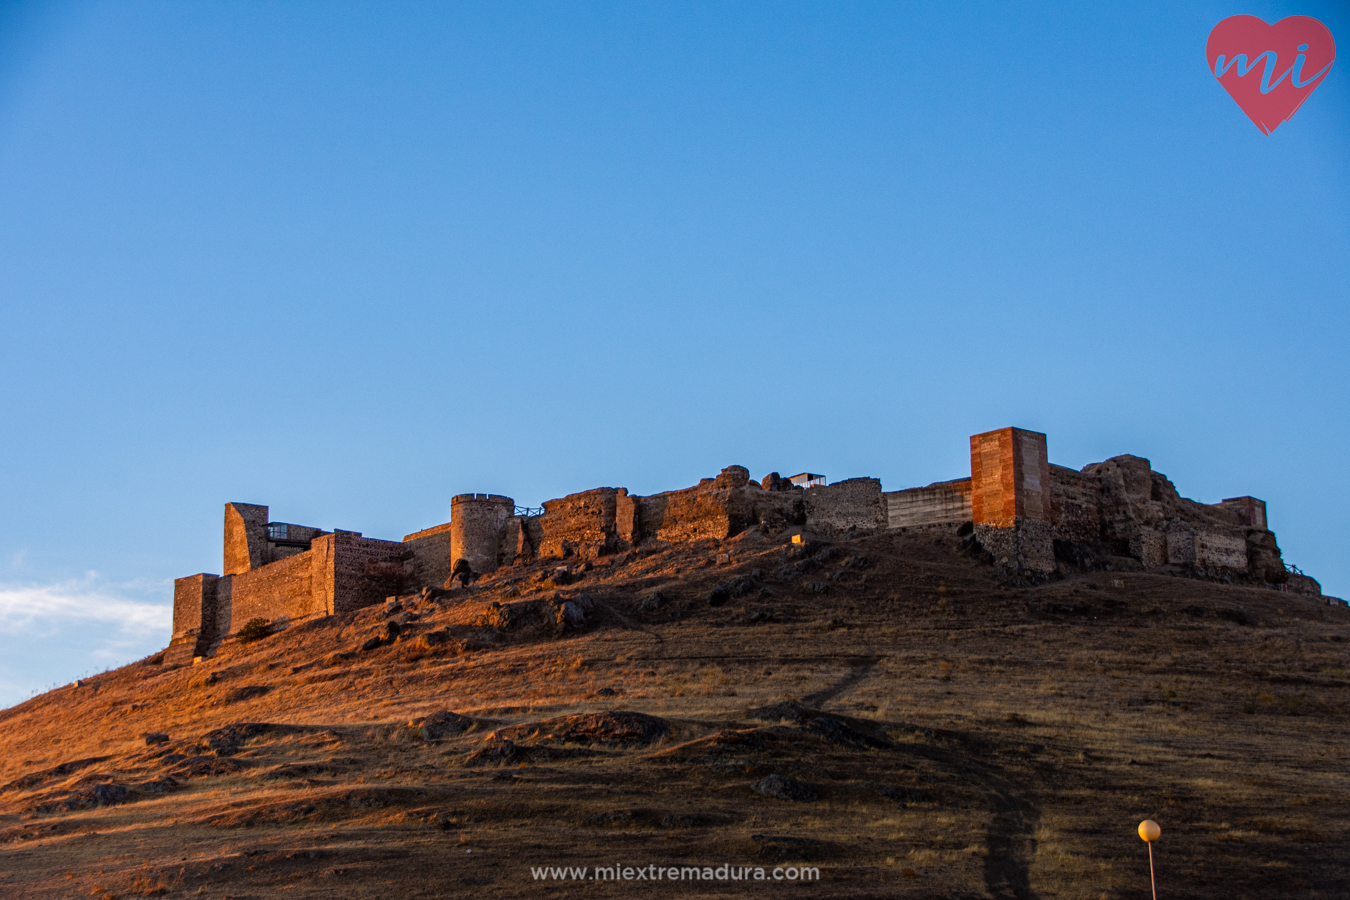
(223, 503, 269, 576)
(450, 493, 515, 576)
(969, 427, 1055, 574)
(970, 427, 1052, 526)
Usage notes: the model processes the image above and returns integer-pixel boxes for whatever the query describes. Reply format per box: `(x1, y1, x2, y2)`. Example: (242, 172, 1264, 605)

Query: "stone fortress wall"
(166, 426, 1335, 663)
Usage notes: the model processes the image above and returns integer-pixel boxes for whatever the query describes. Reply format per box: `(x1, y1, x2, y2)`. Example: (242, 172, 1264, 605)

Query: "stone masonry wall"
(970, 428, 1052, 526)
(499, 515, 538, 567)
(230, 547, 326, 627)
(402, 521, 454, 593)
(975, 519, 1056, 575)
(884, 479, 972, 528)
(172, 574, 215, 639)
(1048, 465, 1101, 543)
(1194, 532, 1250, 569)
(1219, 496, 1267, 529)
(329, 531, 408, 614)
(803, 477, 887, 534)
(224, 503, 268, 576)
(640, 467, 757, 544)
(538, 488, 620, 559)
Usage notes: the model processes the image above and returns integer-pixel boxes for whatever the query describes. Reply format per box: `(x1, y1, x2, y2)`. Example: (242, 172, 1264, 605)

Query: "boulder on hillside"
(411, 710, 474, 741)
(493, 711, 668, 747)
(752, 773, 816, 802)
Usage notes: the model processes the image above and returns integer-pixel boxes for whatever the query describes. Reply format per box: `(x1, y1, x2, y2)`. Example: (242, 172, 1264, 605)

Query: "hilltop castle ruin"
(167, 426, 1330, 663)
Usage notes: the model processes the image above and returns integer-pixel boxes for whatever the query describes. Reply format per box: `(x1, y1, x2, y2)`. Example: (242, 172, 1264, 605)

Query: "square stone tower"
(970, 427, 1052, 526)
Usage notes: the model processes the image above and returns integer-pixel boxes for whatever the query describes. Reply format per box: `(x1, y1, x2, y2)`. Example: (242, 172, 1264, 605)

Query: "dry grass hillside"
(1, 527, 1347, 899)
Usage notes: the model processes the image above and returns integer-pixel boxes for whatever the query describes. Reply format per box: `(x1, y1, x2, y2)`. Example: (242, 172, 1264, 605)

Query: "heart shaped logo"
(1206, 15, 1336, 134)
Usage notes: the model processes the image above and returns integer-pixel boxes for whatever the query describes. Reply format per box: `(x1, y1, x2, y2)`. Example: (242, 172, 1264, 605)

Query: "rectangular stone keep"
(970, 427, 1052, 527)
(1219, 496, 1267, 529)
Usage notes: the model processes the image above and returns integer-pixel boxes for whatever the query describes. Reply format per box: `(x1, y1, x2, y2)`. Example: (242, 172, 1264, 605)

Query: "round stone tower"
(450, 493, 515, 577)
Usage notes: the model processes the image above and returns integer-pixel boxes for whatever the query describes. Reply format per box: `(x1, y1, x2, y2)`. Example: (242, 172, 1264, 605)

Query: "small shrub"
(236, 618, 272, 645)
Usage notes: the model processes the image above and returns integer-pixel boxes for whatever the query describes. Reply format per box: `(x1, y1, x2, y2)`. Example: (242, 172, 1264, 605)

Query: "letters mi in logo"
(1207, 15, 1335, 134)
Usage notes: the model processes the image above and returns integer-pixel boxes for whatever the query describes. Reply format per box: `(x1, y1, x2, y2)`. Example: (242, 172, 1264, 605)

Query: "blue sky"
(1, 1, 1346, 707)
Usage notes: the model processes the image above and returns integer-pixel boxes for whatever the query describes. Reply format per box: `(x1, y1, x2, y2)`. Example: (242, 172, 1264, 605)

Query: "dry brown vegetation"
(0, 527, 1347, 898)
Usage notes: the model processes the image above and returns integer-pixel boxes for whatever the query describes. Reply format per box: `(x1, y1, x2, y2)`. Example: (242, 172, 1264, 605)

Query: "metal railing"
(515, 506, 544, 518)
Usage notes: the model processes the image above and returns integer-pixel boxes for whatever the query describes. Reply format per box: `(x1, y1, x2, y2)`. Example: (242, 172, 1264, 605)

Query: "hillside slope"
(1, 527, 1348, 898)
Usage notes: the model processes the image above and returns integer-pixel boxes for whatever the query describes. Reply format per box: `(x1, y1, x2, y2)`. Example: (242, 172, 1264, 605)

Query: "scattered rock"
(806, 581, 829, 595)
(222, 685, 271, 705)
(170, 756, 252, 778)
(555, 600, 587, 631)
(746, 702, 889, 749)
(359, 636, 383, 652)
(708, 573, 758, 607)
(752, 774, 816, 802)
(138, 777, 178, 794)
(464, 738, 518, 767)
(637, 591, 667, 613)
(475, 602, 515, 630)
(35, 782, 132, 813)
(199, 723, 274, 755)
(1, 756, 111, 794)
(143, 732, 170, 746)
(414, 629, 451, 650)
(494, 711, 668, 747)
(747, 701, 810, 724)
(413, 710, 474, 741)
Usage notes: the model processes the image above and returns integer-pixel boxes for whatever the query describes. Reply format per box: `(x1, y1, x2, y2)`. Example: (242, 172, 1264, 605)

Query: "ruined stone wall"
(884, 478, 972, 528)
(640, 467, 756, 544)
(1076, 455, 1266, 572)
(616, 489, 639, 545)
(402, 522, 454, 592)
(538, 488, 619, 559)
(450, 494, 513, 575)
(1194, 531, 1250, 569)
(499, 515, 539, 567)
(1048, 465, 1101, 543)
(803, 478, 887, 534)
(1081, 455, 1166, 559)
(975, 519, 1056, 575)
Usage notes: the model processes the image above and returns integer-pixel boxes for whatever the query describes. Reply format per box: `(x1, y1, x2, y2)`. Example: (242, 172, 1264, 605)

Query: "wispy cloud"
(0, 575, 171, 635)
